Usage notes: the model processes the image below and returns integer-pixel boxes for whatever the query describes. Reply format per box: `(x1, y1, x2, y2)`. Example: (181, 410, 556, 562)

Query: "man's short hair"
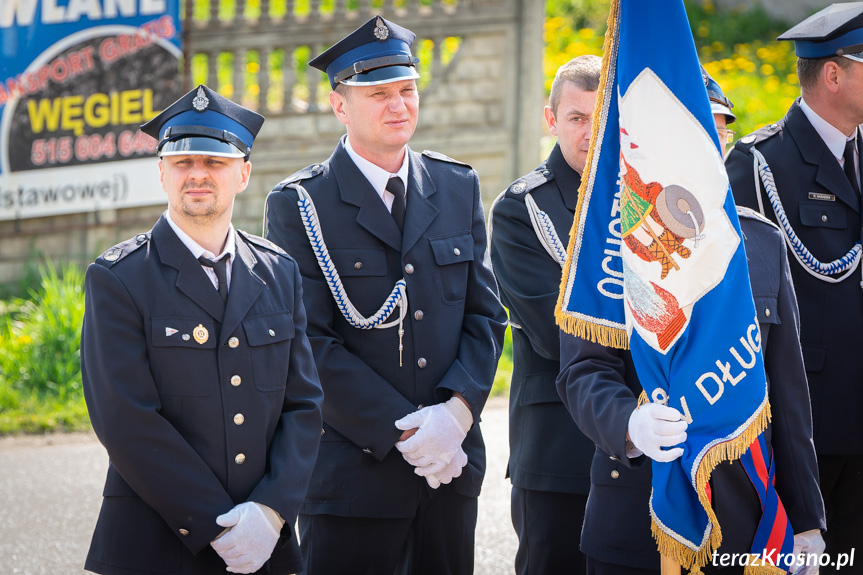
(797, 55, 854, 92)
(549, 55, 602, 116)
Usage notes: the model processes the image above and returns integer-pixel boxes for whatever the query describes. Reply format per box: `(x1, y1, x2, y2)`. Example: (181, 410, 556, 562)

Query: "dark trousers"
(511, 486, 588, 575)
(586, 557, 658, 575)
(818, 453, 863, 575)
(298, 487, 477, 575)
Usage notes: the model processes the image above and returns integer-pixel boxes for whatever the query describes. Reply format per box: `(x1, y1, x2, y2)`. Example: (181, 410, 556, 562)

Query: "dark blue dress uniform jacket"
(81, 215, 324, 575)
(556, 209, 825, 570)
(489, 143, 594, 495)
(725, 100, 863, 455)
(264, 140, 507, 518)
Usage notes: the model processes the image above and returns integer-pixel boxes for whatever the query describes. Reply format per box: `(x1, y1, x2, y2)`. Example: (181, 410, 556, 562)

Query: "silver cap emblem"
(192, 86, 209, 111)
(374, 17, 389, 40)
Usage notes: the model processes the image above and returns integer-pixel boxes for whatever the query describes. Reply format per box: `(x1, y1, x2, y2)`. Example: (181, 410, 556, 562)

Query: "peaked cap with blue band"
(140, 84, 265, 159)
(309, 16, 420, 88)
(778, 2, 863, 58)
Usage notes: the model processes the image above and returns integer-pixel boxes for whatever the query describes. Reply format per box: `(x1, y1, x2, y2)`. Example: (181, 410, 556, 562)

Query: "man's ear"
(544, 105, 558, 137)
(330, 90, 349, 125)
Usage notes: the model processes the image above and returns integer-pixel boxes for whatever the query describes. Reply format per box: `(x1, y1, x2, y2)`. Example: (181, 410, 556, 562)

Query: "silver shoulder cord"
(750, 146, 862, 288)
(288, 183, 409, 365)
(524, 193, 567, 269)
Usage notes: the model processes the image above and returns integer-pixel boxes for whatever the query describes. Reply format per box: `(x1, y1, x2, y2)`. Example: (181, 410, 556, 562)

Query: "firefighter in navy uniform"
(81, 84, 324, 575)
(488, 55, 601, 575)
(263, 16, 506, 575)
(725, 5, 863, 568)
(557, 72, 825, 575)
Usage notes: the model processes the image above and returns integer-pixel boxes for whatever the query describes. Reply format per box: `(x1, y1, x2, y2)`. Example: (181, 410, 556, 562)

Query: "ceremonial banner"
(0, 0, 182, 221)
(555, 0, 792, 572)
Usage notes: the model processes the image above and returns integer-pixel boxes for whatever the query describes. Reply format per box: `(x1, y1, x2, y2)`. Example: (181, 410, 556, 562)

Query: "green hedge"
(0, 263, 90, 434)
(544, 0, 796, 139)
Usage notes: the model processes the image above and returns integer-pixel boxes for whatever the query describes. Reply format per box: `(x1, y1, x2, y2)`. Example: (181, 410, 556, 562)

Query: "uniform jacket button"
(268, 329, 275, 337)
(233, 413, 245, 425)
(453, 248, 461, 256)
(230, 375, 242, 387)
(610, 469, 620, 479)
(821, 214, 828, 222)
(362, 448, 372, 454)
(321, 428, 326, 435)
(417, 357, 427, 368)
(235, 453, 246, 464)
(414, 310, 424, 321)
(405, 264, 415, 274)
(764, 308, 771, 317)
(179, 528, 190, 536)
(228, 337, 240, 348)
(354, 261, 363, 270)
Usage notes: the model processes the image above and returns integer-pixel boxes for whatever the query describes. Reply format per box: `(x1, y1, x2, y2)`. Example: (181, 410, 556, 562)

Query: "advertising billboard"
(0, 0, 182, 221)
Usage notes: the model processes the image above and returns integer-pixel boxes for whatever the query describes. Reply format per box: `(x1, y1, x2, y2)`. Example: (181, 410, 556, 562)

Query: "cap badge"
(192, 86, 210, 112)
(193, 324, 209, 345)
(373, 17, 389, 41)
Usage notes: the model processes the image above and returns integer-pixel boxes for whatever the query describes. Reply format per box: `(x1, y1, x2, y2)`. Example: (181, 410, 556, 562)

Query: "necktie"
(387, 177, 406, 232)
(843, 137, 860, 195)
(198, 255, 229, 302)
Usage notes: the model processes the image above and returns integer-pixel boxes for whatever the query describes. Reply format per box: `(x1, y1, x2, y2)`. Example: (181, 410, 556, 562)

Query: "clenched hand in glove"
(395, 396, 473, 487)
(210, 501, 283, 574)
(789, 529, 826, 575)
(627, 402, 688, 463)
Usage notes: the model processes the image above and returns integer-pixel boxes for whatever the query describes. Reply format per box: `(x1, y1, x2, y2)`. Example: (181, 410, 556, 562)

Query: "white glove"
(210, 502, 282, 574)
(418, 446, 468, 489)
(627, 403, 688, 463)
(789, 529, 825, 575)
(395, 397, 473, 475)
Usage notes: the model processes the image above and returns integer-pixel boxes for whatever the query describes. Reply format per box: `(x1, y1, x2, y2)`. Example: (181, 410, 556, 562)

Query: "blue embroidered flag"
(555, 0, 792, 571)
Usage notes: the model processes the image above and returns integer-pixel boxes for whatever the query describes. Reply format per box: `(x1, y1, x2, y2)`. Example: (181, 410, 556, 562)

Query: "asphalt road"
(0, 396, 517, 575)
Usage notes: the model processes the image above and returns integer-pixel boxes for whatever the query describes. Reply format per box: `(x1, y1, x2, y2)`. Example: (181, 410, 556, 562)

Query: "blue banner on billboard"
(0, 0, 183, 220)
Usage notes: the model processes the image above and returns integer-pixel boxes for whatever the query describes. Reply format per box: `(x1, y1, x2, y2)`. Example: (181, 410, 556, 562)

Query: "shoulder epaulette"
(736, 205, 779, 230)
(273, 163, 325, 191)
(507, 166, 554, 196)
(238, 229, 290, 257)
(735, 122, 782, 152)
(96, 232, 150, 266)
(421, 150, 471, 167)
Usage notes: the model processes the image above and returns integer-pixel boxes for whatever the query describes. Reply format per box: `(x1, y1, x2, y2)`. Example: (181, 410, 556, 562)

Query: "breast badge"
(193, 324, 209, 345)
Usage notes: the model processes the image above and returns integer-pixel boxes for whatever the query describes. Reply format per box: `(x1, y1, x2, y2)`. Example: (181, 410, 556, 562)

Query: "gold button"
(611, 470, 620, 479)
(417, 357, 427, 368)
(354, 261, 363, 270)
(230, 375, 241, 387)
(268, 329, 275, 337)
(764, 308, 771, 317)
(235, 453, 246, 464)
(233, 413, 244, 425)
(179, 528, 189, 536)
(405, 263, 415, 274)
(228, 337, 239, 348)
(453, 248, 461, 256)
(414, 310, 424, 321)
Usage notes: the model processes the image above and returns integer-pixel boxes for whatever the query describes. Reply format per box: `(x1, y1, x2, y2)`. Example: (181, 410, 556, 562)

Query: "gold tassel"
(650, 401, 774, 573)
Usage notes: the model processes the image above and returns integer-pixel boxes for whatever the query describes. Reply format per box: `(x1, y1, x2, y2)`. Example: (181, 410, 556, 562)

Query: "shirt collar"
(165, 211, 236, 262)
(799, 98, 855, 162)
(344, 136, 410, 201)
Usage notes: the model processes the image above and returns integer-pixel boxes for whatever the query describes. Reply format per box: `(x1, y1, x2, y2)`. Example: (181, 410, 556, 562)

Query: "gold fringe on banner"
(651, 401, 775, 575)
(554, 0, 628, 350)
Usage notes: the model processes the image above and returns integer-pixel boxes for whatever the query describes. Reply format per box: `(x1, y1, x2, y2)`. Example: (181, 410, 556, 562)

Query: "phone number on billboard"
(30, 131, 157, 166)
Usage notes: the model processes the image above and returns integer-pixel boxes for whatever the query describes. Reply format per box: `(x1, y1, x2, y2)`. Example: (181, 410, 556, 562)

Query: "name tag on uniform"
(808, 192, 835, 201)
